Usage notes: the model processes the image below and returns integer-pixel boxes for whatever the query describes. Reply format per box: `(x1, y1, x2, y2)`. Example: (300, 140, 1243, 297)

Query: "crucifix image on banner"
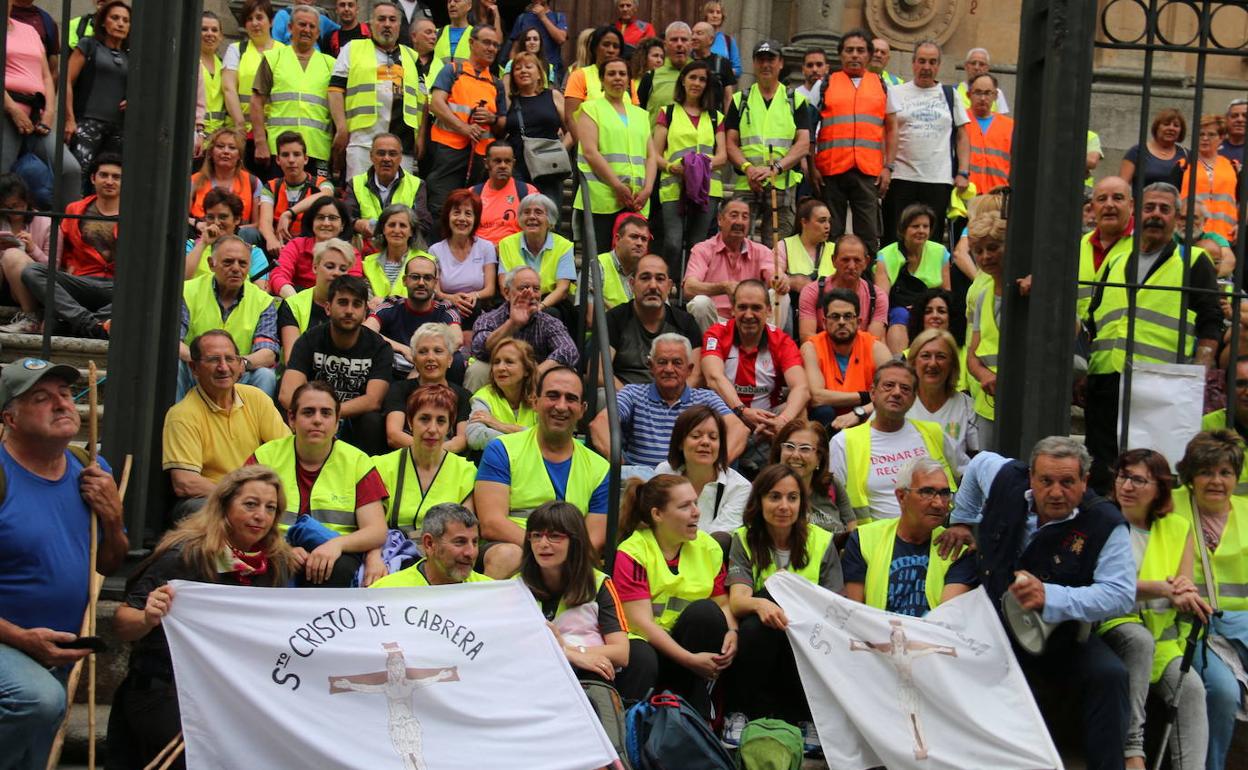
(329, 642, 461, 770)
(849, 619, 958, 760)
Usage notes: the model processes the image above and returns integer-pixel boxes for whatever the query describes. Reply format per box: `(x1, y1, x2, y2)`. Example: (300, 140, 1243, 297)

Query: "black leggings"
(631, 598, 729, 717)
(106, 674, 183, 770)
(725, 591, 810, 722)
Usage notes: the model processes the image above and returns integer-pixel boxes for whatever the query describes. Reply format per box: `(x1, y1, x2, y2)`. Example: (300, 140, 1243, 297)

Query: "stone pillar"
(789, 0, 845, 58)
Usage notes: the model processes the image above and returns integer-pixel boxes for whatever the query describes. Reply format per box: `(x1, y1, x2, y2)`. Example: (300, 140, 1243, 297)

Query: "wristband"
(884, 163, 895, 172)
(741, 161, 753, 171)
(956, 170, 968, 177)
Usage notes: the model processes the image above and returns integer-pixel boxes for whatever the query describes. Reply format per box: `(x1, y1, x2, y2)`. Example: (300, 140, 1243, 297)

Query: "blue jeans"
(176, 361, 278, 401)
(0, 643, 68, 770)
(1192, 610, 1248, 770)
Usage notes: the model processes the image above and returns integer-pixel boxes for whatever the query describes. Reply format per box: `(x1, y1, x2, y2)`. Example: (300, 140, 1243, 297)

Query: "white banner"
(766, 572, 1063, 770)
(162, 580, 618, 770)
(1119, 362, 1205, 470)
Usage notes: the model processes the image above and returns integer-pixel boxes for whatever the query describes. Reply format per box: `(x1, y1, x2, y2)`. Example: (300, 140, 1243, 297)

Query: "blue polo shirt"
(617, 383, 731, 467)
(519, 233, 577, 283)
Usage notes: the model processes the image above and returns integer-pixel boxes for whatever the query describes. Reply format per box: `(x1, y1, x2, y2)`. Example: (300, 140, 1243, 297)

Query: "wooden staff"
(768, 145, 783, 327)
(86, 361, 99, 770)
(143, 732, 184, 770)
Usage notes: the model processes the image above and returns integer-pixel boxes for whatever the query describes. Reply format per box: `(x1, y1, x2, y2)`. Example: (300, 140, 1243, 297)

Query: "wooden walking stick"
(86, 360, 99, 770)
(767, 144, 784, 327)
(143, 732, 184, 770)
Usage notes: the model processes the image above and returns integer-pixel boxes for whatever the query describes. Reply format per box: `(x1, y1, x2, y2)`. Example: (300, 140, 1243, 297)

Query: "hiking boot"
(799, 721, 822, 756)
(0, 312, 41, 334)
(721, 711, 747, 748)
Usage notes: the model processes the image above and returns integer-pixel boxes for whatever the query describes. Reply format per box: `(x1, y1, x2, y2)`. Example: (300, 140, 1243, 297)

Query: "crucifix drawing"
(850, 619, 958, 760)
(329, 642, 460, 770)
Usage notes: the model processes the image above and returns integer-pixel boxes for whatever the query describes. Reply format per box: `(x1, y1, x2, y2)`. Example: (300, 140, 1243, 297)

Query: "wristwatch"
(852, 406, 868, 422)
(732, 405, 746, 418)
(576, 645, 587, 654)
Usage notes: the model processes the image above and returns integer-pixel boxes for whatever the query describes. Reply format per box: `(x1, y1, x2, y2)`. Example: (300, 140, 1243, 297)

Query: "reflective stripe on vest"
(859, 518, 953, 612)
(596, 252, 630, 309)
(496, 429, 609, 527)
(202, 56, 227, 133)
(374, 448, 477, 534)
(574, 98, 653, 214)
(182, 275, 275, 355)
(971, 283, 1000, 420)
(254, 435, 377, 535)
(266, 174, 328, 234)
(1175, 487, 1248, 613)
(1077, 231, 1132, 321)
(433, 25, 473, 65)
(263, 47, 336, 159)
(659, 106, 723, 203)
(350, 171, 422, 222)
(734, 525, 833, 591)
(732, 84, 805, 191)
(236, 41, 287, 133)
(843, 419, 956, 520)
(190, 171, 256, 224)
(471, 386, 537, 429)
(965, 113, 1013, 194)
(1181, 154, 1240, 241)
(344, 40, 425, 133)
(878, 240, 946, 289)
(497, 232, 575, 295)
(1088, 246, 1202, 375)
(616, 528, 723, 635)
(815, 71, 886, 177)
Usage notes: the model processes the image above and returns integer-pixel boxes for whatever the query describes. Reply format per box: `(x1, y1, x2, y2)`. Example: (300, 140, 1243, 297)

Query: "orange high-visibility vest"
(190, 170, 256, 222)
(430, 61, 498, 155)
(814, 71, 886, 178)
(1181, 154, 1239, 241)
(965, 112, 1013, 194)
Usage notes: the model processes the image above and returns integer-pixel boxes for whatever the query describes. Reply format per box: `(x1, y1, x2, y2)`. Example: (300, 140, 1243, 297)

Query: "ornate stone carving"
(865, 0, 968, 51)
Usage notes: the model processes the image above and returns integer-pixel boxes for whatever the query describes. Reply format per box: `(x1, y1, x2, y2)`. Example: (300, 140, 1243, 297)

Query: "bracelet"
(956, 170, 968, 177)
(725, 628, 738, 635)
(741, 161, 753, 171)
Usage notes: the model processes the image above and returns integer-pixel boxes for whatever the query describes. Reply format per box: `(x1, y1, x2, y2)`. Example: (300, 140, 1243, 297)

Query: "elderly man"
(470, 143, 532, 245)
(1084, 182, 1221, 489)
(726, 40, 810, 246)
(797, 234, 888, 343)
(684, 196, 783, 332)
(940, 437, 1133, 770)
(591, 333, 748, 469)
(475, 366, 609, 578)
(1078, 176, 1134, 321)
(829, 360, 961, 521)
(0, 358, 127, 769)
(409, 18, 439, 95)
(690, 21, 736, 113)
(843, 456, 976, 616)
(881, 41, 969, 248)
(702, 281, 809, 468)
(803, 287, 892, 431)
(371, 503, 491, 586)
(613, 0, 656, 59)
(344, 134, 430, 243)
(1220, 98, 1246, 166)
(466, 266, 579, 391)
(956, 48, 1009, 114)
(963, 73, 1013, 195)
(869, 37, 904, 87)
(637, 21, 692, 123)
(178, 236, 280, 399)
(814, 29, 895, 255)
(251, 4, 338, 177)
(602, 253, 704, 386)
(164, 330, 290, 518)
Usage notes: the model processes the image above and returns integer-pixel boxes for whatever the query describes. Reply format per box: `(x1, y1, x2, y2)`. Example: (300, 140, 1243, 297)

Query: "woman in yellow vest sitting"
(520, 500, 651, 701)
(652, 60, 726, 281)
(364, 204, 431, 311)
(874, 203, 951, 354)
(496, 193, 576, 327)
(1103, 448, 1209, 770)
(613, 474, 738, 717)
(775, 198, 834, 297)
(1181, 114, 1240, 243)
(373, 384, 476, 538)
(1172, 431, 1248, 770)
(277, 237, 353, 363)
(723, 465, 839, 745)
(575, 57, 657, 263)
(467, 337, 538, 451)
(250, 381, 388, 587)
(382, 323, 471, 453)
(965, 210, 1005, 449)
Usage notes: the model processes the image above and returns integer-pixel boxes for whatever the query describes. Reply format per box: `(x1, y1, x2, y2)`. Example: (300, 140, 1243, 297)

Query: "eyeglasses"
(198, 355, 242, 366)
(970, 89, 997, 98)
(1115, 472, 1153, 488)
(314, 214, 342, 222)
(781, 442, 817, 455)
(528, 530, 569, 544)
(825, 312, 858, 322)
(905, 486, 954, 503)
(406, 273, 436, 283)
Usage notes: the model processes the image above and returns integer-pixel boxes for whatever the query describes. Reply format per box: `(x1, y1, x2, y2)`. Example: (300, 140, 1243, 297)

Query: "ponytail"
(619, 474, 691, 541)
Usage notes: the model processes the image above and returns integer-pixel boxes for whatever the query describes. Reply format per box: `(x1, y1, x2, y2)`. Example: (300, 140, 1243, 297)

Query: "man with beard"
(474, 367, 609, 578)
(797, 234, 888, 343)
(281, 274, 392, 454)
(371, 503, 491, 585)
(345, 134, 431, 242)
(329, 2, 426, 180)
(1084, 182, 1221, 490)
(601, 253, 703, 387)
(829, 361, 960, 521)
(802, 288, 891, 432)
(684, 197, 783, 333)
(465, 266, 578, 390)
(364, 254, 462, 380)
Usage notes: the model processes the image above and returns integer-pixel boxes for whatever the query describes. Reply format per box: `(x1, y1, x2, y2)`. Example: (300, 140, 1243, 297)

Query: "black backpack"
(626, 692, 735, 770)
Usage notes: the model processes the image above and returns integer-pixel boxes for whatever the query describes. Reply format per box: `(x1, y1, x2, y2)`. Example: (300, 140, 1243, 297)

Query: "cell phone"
(55, 635, 108, 653)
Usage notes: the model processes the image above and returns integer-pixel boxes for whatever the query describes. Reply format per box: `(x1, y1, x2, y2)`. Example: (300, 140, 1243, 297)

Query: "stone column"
(789, 0, 845, 58)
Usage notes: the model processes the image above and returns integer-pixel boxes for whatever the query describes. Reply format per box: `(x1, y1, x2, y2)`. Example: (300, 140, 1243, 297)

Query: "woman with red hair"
(429, 188, 498, 348)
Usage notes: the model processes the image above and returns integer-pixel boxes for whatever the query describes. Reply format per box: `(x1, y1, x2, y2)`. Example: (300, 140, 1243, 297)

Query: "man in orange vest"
(426, 24, 506, 239)
(813, 28, 895, 255)
(801, 287, 891, 431)
(964, 73, 1013, 195)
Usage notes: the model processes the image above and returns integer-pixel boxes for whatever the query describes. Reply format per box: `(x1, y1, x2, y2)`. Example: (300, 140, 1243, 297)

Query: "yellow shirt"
(162, 384, 290, 483)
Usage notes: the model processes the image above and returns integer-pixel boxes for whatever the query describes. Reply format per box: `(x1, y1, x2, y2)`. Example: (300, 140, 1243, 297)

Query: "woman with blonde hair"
(467, 337, 539, 450)
(965, 209, 1008, 447)
(108, 466, 295, 768)
(504, 50, 570, 208)
(907, 327, 978, 459)
(188, 126, 260, 228)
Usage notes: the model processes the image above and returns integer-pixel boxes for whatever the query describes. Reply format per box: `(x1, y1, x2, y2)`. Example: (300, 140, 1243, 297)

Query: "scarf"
(215, 545, 270, 585)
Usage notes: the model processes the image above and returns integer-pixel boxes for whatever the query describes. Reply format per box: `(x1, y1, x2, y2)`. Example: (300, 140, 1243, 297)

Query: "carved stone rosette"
(865, 0, 969, 51)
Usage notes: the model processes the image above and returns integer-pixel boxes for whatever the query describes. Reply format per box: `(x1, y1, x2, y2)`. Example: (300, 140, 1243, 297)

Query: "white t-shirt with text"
(886, 81, 970, 184)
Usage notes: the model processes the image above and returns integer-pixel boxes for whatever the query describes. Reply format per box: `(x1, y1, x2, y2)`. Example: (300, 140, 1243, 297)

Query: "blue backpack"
(626, 692, 735, 770)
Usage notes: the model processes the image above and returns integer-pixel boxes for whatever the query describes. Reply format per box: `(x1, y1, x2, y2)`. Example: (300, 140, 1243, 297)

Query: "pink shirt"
(5, 20, 46, 115)
(798, 276, 888, 334)
(684, 233, 775, 320)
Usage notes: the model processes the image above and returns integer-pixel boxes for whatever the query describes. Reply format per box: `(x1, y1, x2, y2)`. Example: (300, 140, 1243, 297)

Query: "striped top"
(617, 383, 732, 467)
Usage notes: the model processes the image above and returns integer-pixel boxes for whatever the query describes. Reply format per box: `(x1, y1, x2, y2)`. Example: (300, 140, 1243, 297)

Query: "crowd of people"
(1, 1, 1246, 769)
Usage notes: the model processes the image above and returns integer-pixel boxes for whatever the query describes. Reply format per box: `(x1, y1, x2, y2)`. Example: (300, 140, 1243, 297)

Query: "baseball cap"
(753, 40, 783, 58)
(0, 358, 81, 408)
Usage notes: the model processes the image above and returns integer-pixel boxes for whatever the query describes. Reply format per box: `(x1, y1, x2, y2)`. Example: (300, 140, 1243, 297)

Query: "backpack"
(940, 83, 960, 177)
(735, 719, 803, 770)
(626, 691, 735, 770)
(582, 680, 633, 770)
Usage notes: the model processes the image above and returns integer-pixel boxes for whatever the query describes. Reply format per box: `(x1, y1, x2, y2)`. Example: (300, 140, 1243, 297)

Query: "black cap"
(753, 40, 783, 58)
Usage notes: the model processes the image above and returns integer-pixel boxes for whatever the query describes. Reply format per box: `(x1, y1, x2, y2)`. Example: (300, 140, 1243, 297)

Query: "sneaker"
(799, 721, 822, 756)
(721, 711, 747, 748)
(0, 312, 41, 334)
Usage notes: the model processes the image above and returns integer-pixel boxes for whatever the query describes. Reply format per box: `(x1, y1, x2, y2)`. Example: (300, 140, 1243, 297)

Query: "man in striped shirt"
(590, 333, 749, 470)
